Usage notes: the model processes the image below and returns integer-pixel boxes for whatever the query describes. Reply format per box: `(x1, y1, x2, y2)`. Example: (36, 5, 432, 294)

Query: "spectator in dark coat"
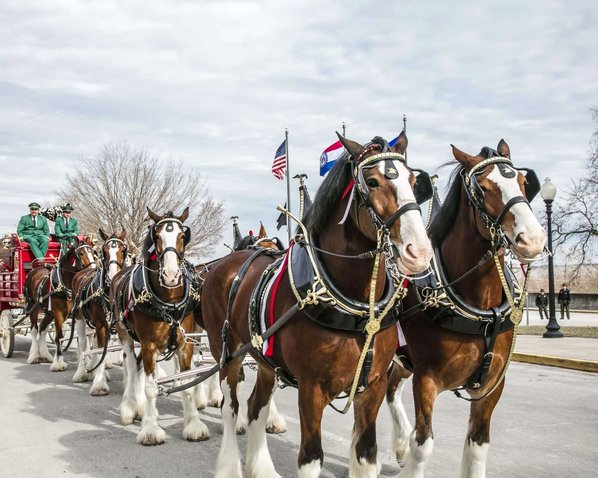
(558, 283, 571, 320)
(535, 289, 548, 319)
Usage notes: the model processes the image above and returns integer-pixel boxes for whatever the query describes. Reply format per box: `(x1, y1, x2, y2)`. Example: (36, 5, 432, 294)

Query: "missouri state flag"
(272, 139, 287, 180)
(319, 140, 345, 176)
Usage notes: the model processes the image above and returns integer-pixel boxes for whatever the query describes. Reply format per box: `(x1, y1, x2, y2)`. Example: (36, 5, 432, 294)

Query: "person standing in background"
(558, 283, 572, 320)
(535, 289, 549, 319)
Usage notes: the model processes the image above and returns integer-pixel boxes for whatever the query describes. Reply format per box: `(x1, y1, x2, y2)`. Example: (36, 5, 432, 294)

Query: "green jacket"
(55, 216, 79, 238)
(17, 214, 50, 238)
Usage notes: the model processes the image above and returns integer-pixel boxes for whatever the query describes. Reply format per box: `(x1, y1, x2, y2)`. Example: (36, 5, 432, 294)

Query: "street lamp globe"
(540, 177, 557, 201)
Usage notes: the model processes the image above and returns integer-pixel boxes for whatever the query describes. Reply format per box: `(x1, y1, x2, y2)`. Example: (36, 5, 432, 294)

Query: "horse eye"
(366, 178, 379, 188)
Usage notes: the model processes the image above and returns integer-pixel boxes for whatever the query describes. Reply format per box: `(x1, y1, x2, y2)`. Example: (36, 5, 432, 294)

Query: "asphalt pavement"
(0, 309, 596, 477)
(1, 335, 597, 478)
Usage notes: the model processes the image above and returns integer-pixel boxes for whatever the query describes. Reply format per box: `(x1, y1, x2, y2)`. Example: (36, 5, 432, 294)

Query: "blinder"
(412, 169, 434, 205)
(356, 161, 434, 206)
(518, 168, 541, 202)
(183, 226, 191, 246)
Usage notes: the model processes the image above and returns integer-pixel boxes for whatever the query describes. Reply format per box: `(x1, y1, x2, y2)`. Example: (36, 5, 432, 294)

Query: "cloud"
(0, 0, 596, 258)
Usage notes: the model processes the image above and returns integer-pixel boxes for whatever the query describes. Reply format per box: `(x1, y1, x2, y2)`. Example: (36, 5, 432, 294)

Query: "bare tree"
(553, 107, 598, 278)
(58, 142, 225, 259)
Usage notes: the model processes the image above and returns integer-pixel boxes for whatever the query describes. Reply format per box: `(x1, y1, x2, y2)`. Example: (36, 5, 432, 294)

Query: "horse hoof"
(266, 423, 287, 434)
(183, 420, 210, 442)
(137, 426, 166, 446)
(235, 426, 246, 436)
(72, 372, 89, 383)
(90, 387, 109, 396)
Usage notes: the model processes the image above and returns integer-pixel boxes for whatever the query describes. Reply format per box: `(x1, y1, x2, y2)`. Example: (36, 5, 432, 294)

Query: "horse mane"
(142, 227, 154, 263)
(58, 239, 80, 265)
(427, 163, 465, 246)
(235, 235, 256, 251)
(304, 151, 352, 235)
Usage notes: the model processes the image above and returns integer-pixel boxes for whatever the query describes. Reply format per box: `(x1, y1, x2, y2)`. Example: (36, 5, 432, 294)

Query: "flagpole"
(342, 121, 346, 137)
(285, 128, 291, 245)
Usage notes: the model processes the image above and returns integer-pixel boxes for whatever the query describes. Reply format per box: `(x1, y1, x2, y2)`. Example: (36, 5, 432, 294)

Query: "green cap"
(61, 204, 74, 212)
(28, 202, 41, 209)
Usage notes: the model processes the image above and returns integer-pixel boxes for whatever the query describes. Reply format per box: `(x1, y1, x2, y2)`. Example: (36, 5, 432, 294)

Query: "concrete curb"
(513, 352, 598, 373)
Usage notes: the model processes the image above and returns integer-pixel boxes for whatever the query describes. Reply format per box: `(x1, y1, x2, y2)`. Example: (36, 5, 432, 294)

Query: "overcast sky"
(1, 0, 596, 260)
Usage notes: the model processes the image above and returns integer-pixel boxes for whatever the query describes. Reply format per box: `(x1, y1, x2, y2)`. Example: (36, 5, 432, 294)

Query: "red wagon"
(0, 234, 62, 357)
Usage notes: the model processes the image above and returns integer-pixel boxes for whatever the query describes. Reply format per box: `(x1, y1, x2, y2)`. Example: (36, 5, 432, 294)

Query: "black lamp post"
(540, 178, 563, 338)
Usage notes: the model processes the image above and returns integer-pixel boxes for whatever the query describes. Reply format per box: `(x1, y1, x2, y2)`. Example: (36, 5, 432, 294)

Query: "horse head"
(337, 132, 433, 275)
(146, 206, 190, 287)
(451, 139, 546, 262)
(70, 236, 96, 270)
(99, 228, 128, 282)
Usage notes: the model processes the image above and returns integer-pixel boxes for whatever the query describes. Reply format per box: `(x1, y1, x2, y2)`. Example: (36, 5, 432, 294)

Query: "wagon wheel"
(0, 310, 15, 358)
(46, 317, 74, 350)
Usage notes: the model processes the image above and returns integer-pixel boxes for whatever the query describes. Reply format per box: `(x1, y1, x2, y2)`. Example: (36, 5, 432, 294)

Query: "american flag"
(272, 139, 287, 180)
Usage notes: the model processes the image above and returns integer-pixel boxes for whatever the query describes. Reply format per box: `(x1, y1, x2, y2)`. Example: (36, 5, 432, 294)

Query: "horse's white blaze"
(84, 248, 96, 268)
(215, 381, 243, 478)
(158, 225, 182, 286)
(398, 435, 434, 478)
(245, 385, 280, 478)
(107, 243, 120, 280)
(461, 439, 489, 478)
(487, 167, 545, 260)
(297, 460, 321, 478)
(382, 162, 433, 274)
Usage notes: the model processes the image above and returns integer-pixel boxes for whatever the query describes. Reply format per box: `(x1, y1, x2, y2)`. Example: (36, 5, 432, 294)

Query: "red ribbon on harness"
(265, 250, 290, 357)
(341, 179, 355, 201)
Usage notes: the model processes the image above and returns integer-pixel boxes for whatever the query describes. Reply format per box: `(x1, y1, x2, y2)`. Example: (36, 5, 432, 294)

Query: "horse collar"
(411, 247, 516, 330)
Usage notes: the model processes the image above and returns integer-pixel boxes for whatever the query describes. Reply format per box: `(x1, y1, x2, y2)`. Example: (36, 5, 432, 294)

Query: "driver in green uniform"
(17, 202, 51, 260)
(54, 204, 79, 252)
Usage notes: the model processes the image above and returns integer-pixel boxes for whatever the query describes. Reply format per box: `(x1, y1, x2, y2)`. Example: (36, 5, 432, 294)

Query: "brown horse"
(194, 223, 288, 433)
(25, 237, 95, 369)
(111, 207, 207, 445)
(71, 229, 128, 395)
(386, 140, 546, 477)
(198, 133, 433, 477)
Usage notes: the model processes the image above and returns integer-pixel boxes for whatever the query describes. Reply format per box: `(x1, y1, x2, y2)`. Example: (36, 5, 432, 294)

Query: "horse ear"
(336, 132, 364, 160)
(99, 228, 108, 241)
(497, 139, 511, 158)
(451, 144, 478, 170)
(178, 207, 190, 223)
(147, 207, 161, 223)
(258, 222, 267, 238)
(390, 130, 408, 156)
(119, 229, 127, 240)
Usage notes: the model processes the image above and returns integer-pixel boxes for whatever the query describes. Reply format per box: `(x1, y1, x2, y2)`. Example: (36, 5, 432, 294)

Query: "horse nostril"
(516, 233, 529, 246)
(403, 243, 417, 261)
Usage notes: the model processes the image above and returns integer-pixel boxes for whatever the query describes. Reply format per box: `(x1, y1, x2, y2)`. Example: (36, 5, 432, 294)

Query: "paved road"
(1, 336, 597, 477)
